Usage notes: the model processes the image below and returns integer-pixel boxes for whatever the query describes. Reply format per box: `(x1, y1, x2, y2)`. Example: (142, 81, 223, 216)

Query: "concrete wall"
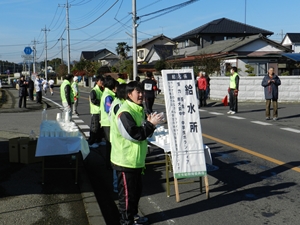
(210, 76, 300, 102)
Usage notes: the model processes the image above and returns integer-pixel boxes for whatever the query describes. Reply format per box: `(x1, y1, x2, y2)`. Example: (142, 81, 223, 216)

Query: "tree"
(193, 54, 223, 76)
(116, 42, 130, 61)
(245, 64, 255, 76)
(56, 64, 68, 78)
(71, 59, 101, 76)
(155, 60, 166, 73)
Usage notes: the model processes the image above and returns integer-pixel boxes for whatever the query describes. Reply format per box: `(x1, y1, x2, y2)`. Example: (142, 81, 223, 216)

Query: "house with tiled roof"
(80, 48, 119, 66)
(172, 17, 274, 56)
(281, 33, 300, 53)
(175, 34, 292, 76)
(137, 34, 174, 64)
(144, 45, 175, 64)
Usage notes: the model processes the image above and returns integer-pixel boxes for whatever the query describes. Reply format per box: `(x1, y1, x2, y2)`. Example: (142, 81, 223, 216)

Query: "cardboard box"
(20, 140, 41, 164)
(9, 137, 30, 163)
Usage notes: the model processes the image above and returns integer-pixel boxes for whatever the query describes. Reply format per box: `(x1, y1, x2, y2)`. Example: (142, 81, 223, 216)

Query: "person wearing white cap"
(71, 76, 80, 116)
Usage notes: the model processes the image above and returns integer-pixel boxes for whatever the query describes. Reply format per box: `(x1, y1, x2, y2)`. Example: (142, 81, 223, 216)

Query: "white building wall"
(209, 76, 300, 102)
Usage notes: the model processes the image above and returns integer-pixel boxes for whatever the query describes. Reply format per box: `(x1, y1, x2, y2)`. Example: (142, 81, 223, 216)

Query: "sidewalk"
(0, 86, 106, 225)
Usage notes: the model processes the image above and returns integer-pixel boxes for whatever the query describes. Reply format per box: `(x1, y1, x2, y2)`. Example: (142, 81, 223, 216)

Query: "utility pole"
(58, 37, 65, 64)
(132, 0, 138, 81)
(42, 26, 50, 80)
(66, 0, 71, 74)
(32, 39, 39, 74)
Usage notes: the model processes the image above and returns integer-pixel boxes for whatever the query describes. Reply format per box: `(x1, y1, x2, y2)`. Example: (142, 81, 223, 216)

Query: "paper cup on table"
(50, 130, 55, 137)
(44, 130, 50, 137)
(56, 113, 62, 122)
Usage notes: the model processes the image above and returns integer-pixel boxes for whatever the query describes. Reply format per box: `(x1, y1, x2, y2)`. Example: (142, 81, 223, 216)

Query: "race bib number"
(144, 83, 153, 91)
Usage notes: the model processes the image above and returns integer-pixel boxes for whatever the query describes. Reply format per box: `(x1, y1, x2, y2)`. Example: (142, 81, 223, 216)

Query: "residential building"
(281, 33, 300, 53)
(172, 17, 273, 56)
(80, 49, 119, 66)
(137, 34, 174, 64)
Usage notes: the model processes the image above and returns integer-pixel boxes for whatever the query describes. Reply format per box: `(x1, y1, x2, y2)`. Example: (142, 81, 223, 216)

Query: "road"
(44, 89, 300, 225)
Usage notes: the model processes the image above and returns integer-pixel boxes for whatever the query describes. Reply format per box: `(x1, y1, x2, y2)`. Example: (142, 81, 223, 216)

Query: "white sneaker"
(227, 110, 233, 114)
(231, 111, 236, 114)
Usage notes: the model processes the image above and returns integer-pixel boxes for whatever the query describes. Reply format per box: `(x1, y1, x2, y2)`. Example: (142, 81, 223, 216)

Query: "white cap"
(73, 76, 78, 82)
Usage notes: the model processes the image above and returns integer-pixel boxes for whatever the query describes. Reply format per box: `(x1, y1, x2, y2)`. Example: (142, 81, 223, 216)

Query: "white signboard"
(162, 69, 207, 179)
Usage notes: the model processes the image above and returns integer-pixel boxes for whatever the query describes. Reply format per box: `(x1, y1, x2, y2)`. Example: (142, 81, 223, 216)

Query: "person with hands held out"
(110, 81, 162, 225)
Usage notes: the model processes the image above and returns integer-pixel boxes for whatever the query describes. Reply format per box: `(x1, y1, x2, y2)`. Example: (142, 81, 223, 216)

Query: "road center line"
(280, 128, 300, 133)
(228, 116, 245, 119)
(202, 133, 300, 173)
(209, 112, 224, 115)
(251, 121, 272, 126)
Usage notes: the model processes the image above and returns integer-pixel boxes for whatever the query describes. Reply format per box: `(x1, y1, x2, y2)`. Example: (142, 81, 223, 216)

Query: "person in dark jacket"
(18, 75, 28, 108)
(27, 77, 34, 101)
(261, 67, 281, 120)
(141, 72, 157, 115)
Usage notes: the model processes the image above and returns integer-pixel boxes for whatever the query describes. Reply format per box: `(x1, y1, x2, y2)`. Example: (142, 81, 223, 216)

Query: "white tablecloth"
(35, 121, 90, 159)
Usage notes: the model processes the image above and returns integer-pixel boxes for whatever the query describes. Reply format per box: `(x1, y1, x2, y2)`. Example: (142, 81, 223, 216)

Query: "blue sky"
(0, 0, 299, 63)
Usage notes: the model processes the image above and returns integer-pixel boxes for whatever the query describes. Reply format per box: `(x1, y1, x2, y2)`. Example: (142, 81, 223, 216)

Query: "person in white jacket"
(34, 74, 43, 104)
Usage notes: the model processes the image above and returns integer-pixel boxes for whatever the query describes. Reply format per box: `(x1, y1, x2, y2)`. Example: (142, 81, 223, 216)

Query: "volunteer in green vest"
(110, 81, 163, 225)
(117, 73, 126, 84)
(109, 83, 127, 193)
(100, 76, 118, 169)
(71, 76, 80, 116)
(60, 74, 74, 122)
(88, 75, 105, 148)
(227, 66, 240, 114)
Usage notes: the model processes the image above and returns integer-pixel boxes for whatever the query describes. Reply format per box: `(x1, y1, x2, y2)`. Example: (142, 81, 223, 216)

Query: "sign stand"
(161, 69, 210, 202)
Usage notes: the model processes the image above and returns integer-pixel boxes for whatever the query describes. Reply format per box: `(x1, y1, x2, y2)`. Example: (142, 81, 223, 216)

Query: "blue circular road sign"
(24, 47, 33, 55)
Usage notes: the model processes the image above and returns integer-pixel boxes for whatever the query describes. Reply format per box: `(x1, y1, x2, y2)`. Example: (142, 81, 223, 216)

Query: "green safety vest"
(110, 100, 147, 169)
(71, 82, 80, 98)
(117, 78, 126, 84)
(89, 85, 103, 114)
(100, 88, 116, 127)
(60, 80, 74, 103)
(230, 72, 239, 89)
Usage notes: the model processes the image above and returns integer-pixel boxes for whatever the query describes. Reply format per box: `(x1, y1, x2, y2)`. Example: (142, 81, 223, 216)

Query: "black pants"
(36, 91, 42, 103)
(103, 126, 112, 169)
(88, 114, 103, 145)
(229, 89, 238, 112)
(84, 150, 119, 225)
(198, 89, 206, 107)
(117, 168, 143, 225)
(19, 96, 26, 108)
(144, 97, 155, 114)
(28, 88, 34, 101)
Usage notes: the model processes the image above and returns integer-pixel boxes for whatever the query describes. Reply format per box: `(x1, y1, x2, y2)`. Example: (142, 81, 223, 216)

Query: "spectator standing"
(110, 81, 163, 225)
(141, 72, 157, 115)
(88, 75, 105, 148)
(72, 76, 80, 116)
(34, 74, 43, 104)
(18, 75, 28, 108)
(60, 74, 74, 122)
(100, 77, 118, 169)
(197, 71, 207, 107)
(117, 73, 126, 84)
(205, 73, 210, 100)
(48, 78, 55, 95)
(261, 67, 281, 120)
(42, 79, 48, 96)
(227, 67, 240, 114)
(27, 77, 34, 101)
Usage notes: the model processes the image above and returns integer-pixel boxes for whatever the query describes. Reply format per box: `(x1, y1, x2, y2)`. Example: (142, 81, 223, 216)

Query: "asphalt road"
(2, 85, 300, 225)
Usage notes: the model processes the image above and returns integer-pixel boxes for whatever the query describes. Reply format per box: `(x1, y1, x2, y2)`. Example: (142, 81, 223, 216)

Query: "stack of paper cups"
(56, 113, 62, 122)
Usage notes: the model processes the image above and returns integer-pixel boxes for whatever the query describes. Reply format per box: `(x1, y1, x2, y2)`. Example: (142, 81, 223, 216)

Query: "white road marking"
(83, 131, 90, 137)
(209, 112, 224, 115)
(251, 121, 273, 126)
(228, 116, 245, 119)
(199, 109, 207, 112)
(280, 128, 300, 133)
(73, 119, 84, 123)
(78, 125, 90, 129)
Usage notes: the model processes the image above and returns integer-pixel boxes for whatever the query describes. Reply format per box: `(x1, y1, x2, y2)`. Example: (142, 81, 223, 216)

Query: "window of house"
(185, 39, 189, 47)
(249, 63, 267, 76)
(199, 37, 202, 47)
(138, 50, 144, 59)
